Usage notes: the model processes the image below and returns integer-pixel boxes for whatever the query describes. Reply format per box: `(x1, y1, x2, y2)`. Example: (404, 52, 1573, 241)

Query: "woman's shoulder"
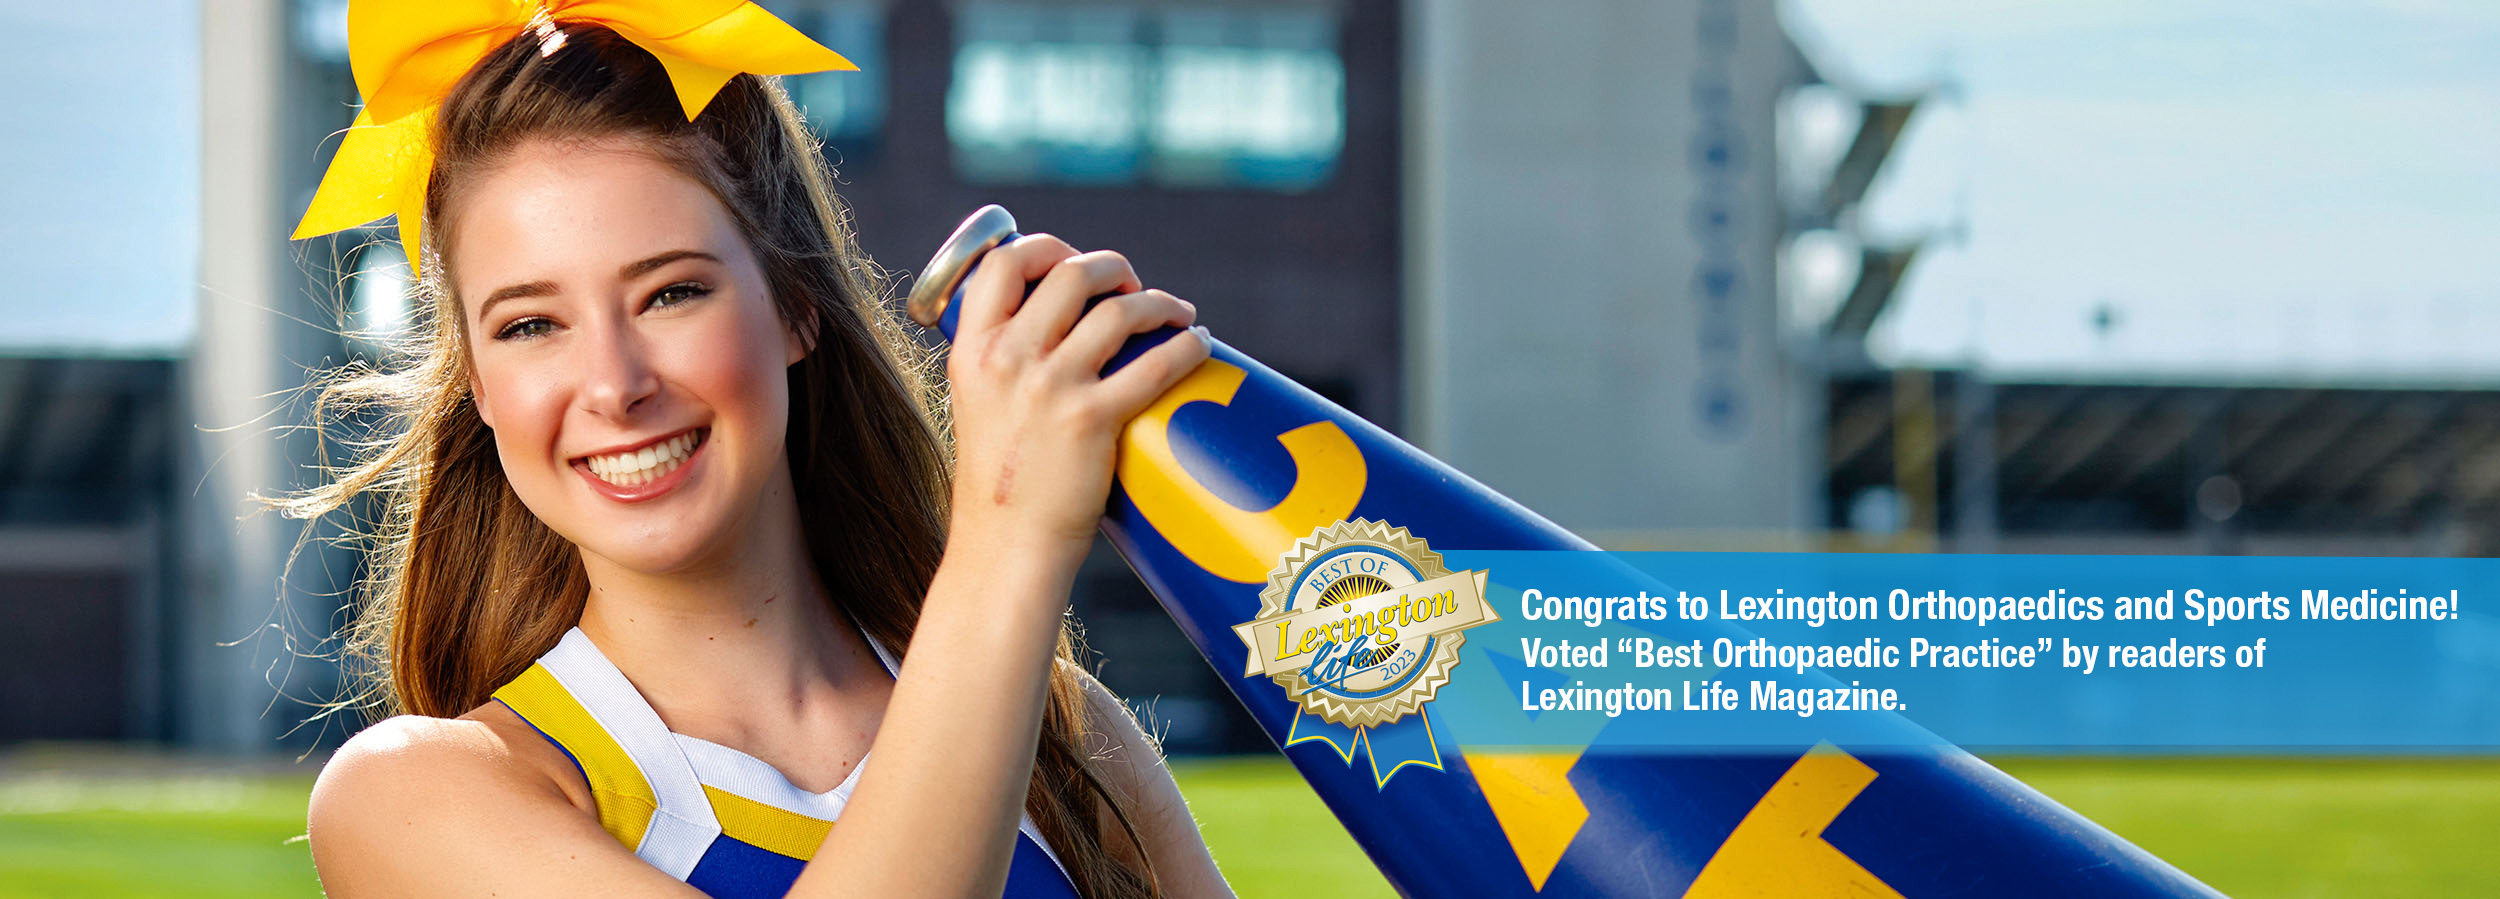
(304, 704, 692, 896)
(1058, 659, 1238, 895)
(310, 702, 595, 833)
(1060, 658, 1182, 812)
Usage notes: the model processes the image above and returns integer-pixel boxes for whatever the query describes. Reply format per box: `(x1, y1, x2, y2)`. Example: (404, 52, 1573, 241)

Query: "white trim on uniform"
(541, 629, 722, 879)
(673, 731, 862, 820)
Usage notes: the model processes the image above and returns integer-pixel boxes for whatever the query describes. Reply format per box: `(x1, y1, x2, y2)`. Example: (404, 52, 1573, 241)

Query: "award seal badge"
(1233, 519, 1498, 787)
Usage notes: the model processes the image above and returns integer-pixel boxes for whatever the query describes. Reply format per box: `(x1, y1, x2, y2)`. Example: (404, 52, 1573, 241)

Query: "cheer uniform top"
(490, 626, 1081, 898)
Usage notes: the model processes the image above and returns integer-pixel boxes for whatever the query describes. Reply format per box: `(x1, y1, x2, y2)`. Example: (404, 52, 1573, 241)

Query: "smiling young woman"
(271, 9, 1230, 898)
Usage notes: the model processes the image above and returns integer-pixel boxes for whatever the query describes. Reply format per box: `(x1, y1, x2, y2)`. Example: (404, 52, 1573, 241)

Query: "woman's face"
(448, 136, 804, 575)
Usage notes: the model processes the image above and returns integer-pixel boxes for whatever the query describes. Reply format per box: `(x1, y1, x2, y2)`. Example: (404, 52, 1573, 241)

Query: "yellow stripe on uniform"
(703, 785, 834, 860)
(493, 663, 661, 851)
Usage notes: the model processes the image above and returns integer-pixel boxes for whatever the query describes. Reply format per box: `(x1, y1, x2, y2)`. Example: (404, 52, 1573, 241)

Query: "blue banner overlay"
(1432, 550, 2497, 751)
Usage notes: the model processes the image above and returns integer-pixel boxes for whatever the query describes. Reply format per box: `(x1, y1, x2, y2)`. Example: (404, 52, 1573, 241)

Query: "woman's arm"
(308, 714, 706, 897)
(1068, 662, 1237, 898)
(788, 234, 1211, 897)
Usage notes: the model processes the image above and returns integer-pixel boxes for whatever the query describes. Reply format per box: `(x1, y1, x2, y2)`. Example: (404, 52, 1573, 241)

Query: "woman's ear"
(784, 308, 819, 367)
(469, 371, 497, 429)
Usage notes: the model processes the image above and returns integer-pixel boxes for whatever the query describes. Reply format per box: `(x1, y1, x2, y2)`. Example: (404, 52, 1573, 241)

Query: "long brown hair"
(274, 24, 1156, 898)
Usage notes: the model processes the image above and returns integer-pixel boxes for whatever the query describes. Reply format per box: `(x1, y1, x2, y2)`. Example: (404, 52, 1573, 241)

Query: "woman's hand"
(942, 234, 1212, 568)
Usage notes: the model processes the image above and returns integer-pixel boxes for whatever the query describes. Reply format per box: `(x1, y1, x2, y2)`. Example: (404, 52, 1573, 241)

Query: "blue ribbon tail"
(1360, 708, 1445, 788)
(1286, 708, 1362, 765)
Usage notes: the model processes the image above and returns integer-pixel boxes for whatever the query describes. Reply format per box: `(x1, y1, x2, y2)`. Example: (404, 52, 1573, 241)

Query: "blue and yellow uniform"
(491, 627, 1082, 898)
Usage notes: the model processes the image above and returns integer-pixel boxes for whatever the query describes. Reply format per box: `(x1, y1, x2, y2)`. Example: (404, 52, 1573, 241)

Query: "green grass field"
(1992, 756, 2500, 898)
(1, 752, 2493, 897)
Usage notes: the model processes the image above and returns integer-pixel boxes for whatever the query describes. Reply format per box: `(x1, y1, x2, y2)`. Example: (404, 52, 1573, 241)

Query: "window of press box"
(783, 3, 889, 149)
(337, 237, 416, 361)
(294, 0, 351, 65)
(947, 3, 1345, 191)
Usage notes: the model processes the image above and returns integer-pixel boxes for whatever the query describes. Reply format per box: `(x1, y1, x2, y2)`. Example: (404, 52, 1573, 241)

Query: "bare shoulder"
(1060, 660, 1237, 898)
(308, 706, 685, 897)
(1063, 659, 1168, 775)
(313, 707, 573, 809)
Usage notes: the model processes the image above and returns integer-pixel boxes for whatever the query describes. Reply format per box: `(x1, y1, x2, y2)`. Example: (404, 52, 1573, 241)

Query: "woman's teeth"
(586, 430, 703, 487)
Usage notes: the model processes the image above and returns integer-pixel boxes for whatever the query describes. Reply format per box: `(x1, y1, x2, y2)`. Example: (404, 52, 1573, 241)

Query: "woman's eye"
(496, 318, 555, 341)
(650, 281, 713, 309)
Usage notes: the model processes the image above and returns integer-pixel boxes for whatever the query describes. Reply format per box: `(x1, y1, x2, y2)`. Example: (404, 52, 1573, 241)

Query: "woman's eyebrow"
(622, 249, 722, 280)
(478, 280, 559, 322)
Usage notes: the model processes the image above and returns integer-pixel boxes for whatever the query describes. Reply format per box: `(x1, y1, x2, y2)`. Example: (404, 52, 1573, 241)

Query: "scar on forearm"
(993, 446, 1018, 506)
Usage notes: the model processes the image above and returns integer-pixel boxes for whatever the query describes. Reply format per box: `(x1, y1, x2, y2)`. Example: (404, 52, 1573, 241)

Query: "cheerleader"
(280, 4, 1232, 896)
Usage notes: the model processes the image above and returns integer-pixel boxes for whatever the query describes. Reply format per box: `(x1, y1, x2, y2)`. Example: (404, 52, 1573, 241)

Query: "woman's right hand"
(940, 233, 1212, 573)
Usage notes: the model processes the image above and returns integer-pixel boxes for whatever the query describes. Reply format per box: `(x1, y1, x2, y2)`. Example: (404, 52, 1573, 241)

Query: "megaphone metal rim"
(906, 204, 1020, 327)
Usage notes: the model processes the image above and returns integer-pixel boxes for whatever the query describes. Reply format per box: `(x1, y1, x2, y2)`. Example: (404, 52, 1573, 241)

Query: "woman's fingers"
(1094, 324, 1214, 419)
(1055, 289, 1195, 375)
(952, 235, 1203, 430)
(953, 233, 1079, 339)
(1003, 250, 1143, 358)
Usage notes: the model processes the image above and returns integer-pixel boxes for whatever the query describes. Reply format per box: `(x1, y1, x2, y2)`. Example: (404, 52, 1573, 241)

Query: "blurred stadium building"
(0, 0, 2490, 755)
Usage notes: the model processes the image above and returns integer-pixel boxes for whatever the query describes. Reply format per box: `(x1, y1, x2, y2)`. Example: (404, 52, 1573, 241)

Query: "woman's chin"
(578, 538, 721, 578)
(563, 509, 735, 575)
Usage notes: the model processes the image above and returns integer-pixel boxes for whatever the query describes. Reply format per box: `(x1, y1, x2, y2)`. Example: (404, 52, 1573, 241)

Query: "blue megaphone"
(907, 206, 2218, 898)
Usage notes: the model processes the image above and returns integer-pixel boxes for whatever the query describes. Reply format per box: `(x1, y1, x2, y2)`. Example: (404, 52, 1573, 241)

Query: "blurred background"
(1, 0, 2495, 895)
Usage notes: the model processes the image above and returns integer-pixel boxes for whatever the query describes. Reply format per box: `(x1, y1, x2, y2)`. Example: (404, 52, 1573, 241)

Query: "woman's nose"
(578, 324, 660, 419)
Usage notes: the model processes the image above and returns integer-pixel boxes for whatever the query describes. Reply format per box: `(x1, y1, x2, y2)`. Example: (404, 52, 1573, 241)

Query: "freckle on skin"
(745, 617, 758, 628)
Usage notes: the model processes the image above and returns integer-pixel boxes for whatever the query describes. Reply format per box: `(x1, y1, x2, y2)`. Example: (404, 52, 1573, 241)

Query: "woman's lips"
(573, 427, 707, 503)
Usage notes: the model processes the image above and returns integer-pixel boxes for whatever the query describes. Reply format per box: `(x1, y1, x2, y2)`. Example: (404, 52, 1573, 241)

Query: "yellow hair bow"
(291, 0, 854, 267)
